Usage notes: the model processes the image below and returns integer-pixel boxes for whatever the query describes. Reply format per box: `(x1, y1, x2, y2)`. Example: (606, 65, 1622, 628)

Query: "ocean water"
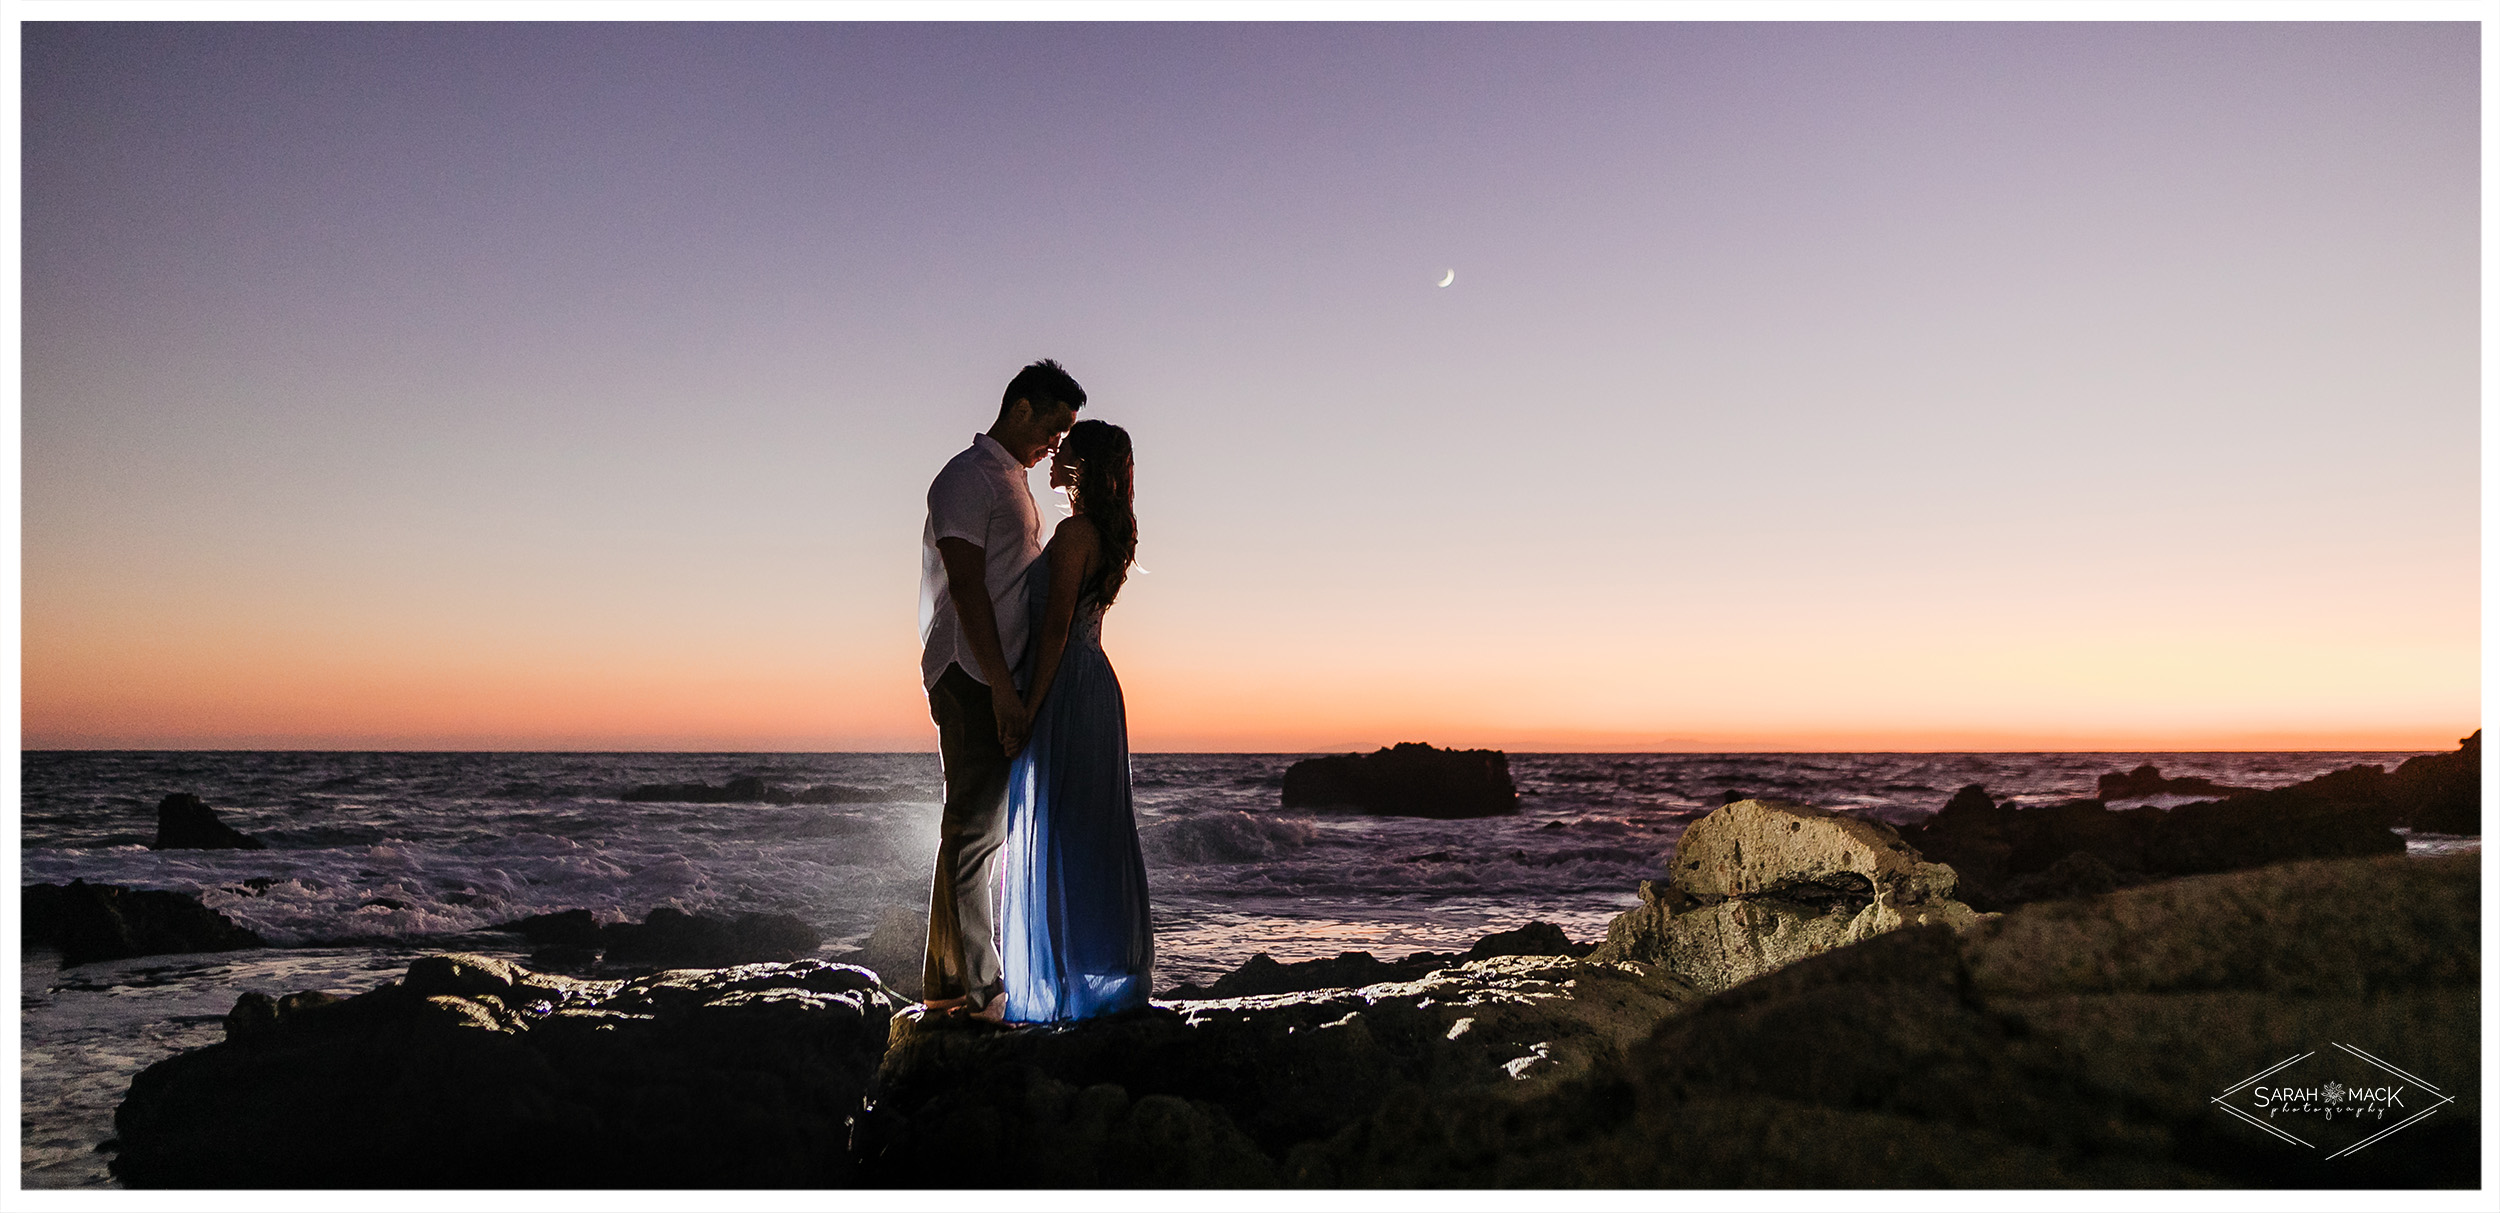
(18, 749, 2469, 1187)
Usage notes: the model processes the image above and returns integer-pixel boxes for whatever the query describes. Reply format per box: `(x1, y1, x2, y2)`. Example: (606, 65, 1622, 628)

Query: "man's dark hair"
(1000, 358, 1086, 419)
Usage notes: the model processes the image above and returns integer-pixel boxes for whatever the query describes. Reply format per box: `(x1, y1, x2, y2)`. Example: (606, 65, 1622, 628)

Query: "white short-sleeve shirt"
(919, 433, 1044, 692)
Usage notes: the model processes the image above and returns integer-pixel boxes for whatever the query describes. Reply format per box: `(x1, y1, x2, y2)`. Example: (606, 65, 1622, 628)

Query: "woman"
(997, 419, 1155, 1022)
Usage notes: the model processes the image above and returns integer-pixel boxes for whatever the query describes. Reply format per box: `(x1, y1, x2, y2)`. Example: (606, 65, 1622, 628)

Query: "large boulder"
(1280, 743, 1518, 818)
(21, 880, 266, 967)
(150, 793, 264, 850)
(111, 954, 901, 1187)
(1588, 799, 1982, 993)
(1663, 797, 1956, 905)
(1287, 853, 2480, 1188)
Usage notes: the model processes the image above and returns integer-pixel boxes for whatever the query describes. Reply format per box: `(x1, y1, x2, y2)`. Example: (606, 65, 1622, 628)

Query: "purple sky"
(20, 21, 2480, 749)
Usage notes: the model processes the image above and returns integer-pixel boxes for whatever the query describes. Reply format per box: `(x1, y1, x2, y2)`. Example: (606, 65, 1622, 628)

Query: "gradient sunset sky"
(18, 19, 2480, 752)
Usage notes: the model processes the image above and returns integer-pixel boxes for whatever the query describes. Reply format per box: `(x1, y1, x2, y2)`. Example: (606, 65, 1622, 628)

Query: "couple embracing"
(916, 359, 1153, 1025)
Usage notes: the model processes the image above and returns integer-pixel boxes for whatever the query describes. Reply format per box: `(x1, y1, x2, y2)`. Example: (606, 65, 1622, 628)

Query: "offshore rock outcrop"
(1280, 743, 1519, 818)
(21, 880, 266, 967)
(151, 793, 264, 850)
(111, 955, 901, 1187)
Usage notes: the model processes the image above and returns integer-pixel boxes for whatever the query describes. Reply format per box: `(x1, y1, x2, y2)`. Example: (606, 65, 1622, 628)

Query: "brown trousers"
(923, 663, 1012, 1007)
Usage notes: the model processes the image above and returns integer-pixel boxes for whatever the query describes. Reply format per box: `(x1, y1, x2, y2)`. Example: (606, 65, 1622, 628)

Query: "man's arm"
(936, 536, 1030, 755)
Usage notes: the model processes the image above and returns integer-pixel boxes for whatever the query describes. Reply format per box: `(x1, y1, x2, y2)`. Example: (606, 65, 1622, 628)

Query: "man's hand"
(936, 536, 1029, 758)
(993, 688, 1031, 758)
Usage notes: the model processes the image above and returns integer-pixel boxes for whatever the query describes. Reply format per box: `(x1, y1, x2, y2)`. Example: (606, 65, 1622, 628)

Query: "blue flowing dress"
(999, 551, 1155, 1022)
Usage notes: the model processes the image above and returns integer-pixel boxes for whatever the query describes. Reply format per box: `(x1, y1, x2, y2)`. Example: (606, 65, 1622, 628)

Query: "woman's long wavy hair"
(1060, 419, 1137, 607)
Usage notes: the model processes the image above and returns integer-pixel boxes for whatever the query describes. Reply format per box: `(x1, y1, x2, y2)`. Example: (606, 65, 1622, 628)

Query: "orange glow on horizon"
(22, 576, 2474, 754)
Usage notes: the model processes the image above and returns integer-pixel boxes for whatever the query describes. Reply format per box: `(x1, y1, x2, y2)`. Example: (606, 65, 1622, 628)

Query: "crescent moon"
(1437, 269, 1455, 288)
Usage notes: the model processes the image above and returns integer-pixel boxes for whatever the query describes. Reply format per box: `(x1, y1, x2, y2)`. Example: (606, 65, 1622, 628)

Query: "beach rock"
(1161, 921, 1593, 1001)
(2387, 730, 2480, 834)
(1581, 799, 1981, 995)
(1464, 920, 1594, 962)
(111, 955, 901, 1187)
(21, 881, 267, 967)
(494, 908, 604, 949)
(1280, 743, 1519, 818)
(2095, 764, 2254, 800)
(1995, 849, 2121, 903)
(1664, 798, 1955, 906)
(599, 906, 823, 969)
(854, 952, 1694, 1187)
(2142, 784, 2404, 876)
(1902, 759, 2423, 911)
(149, 793, 264, 850)
(1287, 853, 2480, 1188)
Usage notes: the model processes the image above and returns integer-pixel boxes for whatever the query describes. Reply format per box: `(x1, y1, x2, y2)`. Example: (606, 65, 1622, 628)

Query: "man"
(917, 358, 1085, 1019)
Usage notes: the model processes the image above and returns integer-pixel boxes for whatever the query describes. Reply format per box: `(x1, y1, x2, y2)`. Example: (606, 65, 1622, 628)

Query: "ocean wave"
(1140, 811, 1320, 865)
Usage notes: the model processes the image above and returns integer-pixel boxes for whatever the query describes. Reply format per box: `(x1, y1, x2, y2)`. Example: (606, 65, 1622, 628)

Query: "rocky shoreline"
(99, 785, 2481, 1188)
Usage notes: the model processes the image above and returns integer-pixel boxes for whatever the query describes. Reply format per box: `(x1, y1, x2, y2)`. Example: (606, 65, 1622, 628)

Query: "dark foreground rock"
(2387, 730, 2482, 834)
(493, 905, 824, 973)
(1280, 743, 1519, 818)
(1291, 854, 2479, 1188)
(858, 954, 1692, 1187)
(151, 793, 264, 850)
(861, 854, 2476, 1187)
(111, 954, 901, 1187)
(21, 881, 266, 967)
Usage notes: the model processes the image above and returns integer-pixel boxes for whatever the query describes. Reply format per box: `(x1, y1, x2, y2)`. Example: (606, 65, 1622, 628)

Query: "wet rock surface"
(111, 954, 902, 1188)
(1280, 743, 1519, 818)
(150, 793, 264, 850)
(21, 880, 267, 967)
